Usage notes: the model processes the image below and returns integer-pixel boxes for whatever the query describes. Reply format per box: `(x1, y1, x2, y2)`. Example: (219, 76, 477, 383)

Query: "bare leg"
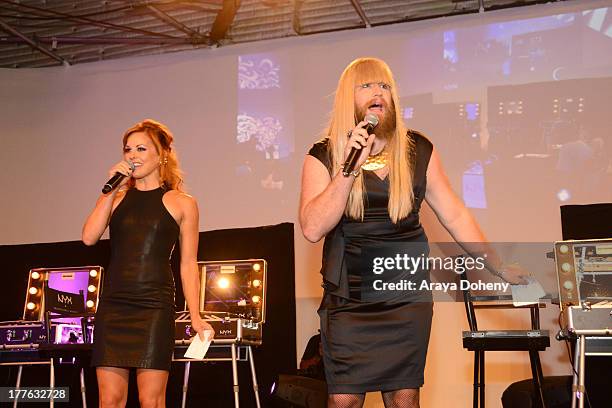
(97, 367, 129, 408)
(136, 368, 169, 408)
(328, 393, 366, 408)
(382, 388, 420, 408)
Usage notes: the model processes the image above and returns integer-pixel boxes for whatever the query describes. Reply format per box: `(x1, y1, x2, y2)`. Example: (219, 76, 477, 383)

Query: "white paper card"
(511, 276, 546, 307)
(184, 330, 213, 359)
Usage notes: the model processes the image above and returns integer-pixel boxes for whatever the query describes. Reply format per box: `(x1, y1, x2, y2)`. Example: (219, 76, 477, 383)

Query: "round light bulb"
(218, 277, 230, 289)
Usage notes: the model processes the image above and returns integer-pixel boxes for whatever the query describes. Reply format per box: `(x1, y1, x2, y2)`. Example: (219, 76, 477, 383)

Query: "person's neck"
(133, 177, 161, 191)
(370, 137, 388, 156)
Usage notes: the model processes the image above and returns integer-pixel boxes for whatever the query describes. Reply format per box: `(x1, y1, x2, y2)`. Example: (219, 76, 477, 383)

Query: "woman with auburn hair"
(83, 119, 214, 408)
(300, 58, 526, 408)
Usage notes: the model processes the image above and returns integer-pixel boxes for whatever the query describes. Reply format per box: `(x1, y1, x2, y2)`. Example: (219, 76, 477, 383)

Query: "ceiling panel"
(0, 0, 573, 68)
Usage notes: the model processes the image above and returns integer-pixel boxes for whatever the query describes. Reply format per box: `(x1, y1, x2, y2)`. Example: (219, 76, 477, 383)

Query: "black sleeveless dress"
(92, 187, 179, 371)
(308, 132, 434, 394)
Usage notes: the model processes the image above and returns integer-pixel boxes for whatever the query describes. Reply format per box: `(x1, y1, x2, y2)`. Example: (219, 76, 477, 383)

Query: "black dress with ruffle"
(308, 132, 434, 393)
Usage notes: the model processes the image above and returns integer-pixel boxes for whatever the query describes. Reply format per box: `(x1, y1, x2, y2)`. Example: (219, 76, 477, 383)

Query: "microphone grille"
(127, 160, 135, 171)
(365, 113, 379, 127)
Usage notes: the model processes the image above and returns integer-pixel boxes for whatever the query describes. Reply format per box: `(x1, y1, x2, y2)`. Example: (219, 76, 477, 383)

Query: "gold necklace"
(361, 148, 388, 171)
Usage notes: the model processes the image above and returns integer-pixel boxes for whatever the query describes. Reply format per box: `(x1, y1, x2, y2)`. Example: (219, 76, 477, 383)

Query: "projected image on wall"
(399, 5, 612, 222)
(236, 53, 294, 198)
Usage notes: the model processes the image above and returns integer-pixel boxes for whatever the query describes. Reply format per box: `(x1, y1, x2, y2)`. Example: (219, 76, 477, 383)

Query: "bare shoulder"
(165, 190, 198, 209)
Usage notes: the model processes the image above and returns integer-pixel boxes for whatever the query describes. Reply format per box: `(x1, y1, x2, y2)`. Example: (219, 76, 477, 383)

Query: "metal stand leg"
(577, 335, 586, 408)
(571, 340, 579, 408)
(181, 361, 191, 408)
(479, 351, 485, 408)
(246, 346, 261, 408)
(13, 365, 23, 408)
(80, 368, 87, 408)
(50, 358, 55, 408)
(472, 352, 479, 408)
(528, 351, 546, 408)
(231, 344, 240, 408)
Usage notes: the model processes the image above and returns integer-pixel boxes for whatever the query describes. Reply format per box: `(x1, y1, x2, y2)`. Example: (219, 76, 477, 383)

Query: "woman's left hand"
(191, 315, 215, 341)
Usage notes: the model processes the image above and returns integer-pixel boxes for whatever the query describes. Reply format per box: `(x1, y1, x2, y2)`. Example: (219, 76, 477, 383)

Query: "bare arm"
(177, 194, 215, 339)
(82, 161, 132, 246)
(299, 156, 356, 242)
(82, 190, 123, 246)
(425, 148, 487, 243)
(425, 148, 527, 284)
(300, 127, 376, 243)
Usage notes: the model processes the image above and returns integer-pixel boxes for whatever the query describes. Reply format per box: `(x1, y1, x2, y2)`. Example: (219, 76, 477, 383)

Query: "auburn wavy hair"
(122, 119, 184, 192)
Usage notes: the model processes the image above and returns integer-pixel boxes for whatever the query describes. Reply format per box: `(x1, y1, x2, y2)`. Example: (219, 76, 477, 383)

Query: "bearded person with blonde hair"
(299, 58, 526, 408)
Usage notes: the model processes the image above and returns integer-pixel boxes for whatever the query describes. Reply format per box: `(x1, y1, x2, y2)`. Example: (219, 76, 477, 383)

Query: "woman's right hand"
(343, 120, 376, 169)
(191, 315, 215, 341)
(83, 161, 132, 245)
(107, 161, 133, 190)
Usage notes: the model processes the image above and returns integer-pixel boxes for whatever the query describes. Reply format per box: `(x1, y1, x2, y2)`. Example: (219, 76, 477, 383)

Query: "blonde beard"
(355, 105, 396, 141)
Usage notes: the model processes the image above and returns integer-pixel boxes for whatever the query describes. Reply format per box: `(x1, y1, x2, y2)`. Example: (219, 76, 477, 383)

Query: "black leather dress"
(309, 132, 434, 394)
(92, 187, 179, 371)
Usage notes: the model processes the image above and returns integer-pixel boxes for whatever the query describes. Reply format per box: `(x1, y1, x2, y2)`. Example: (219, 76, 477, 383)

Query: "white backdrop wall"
(2, 0, 611, 406)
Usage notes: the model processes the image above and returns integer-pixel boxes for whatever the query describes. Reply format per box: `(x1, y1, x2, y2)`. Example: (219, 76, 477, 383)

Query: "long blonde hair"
(327, 57, 415, 222)
(122, 119, 184, 192)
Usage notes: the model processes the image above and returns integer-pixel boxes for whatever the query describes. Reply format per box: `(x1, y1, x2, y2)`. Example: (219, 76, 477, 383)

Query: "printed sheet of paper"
(184, 330, 214, 359)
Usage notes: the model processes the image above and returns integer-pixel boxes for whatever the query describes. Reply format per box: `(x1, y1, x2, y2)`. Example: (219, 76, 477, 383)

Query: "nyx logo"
(57, 294, 73, 305)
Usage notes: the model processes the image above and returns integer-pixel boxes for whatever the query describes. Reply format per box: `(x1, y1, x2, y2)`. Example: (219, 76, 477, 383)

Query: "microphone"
(102, 161, 135, 194)
(342, 113, 379, 176)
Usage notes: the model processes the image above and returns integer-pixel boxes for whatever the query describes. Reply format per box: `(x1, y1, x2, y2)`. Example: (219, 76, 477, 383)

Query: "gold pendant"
(361, 149, 388, 171)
